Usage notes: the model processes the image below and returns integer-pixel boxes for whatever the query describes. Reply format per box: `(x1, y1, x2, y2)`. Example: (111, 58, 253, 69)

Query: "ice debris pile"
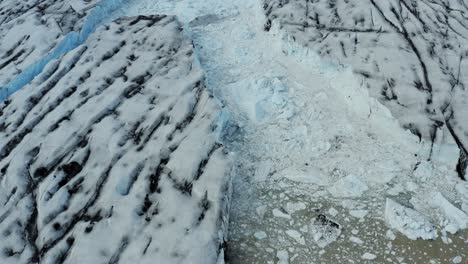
(260, 0, 468, 242)
(262, 0, 468, 179)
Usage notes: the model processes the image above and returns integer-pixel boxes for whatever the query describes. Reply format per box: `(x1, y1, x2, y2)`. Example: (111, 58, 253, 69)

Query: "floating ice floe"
(362, 253, 377, 260)
(273, 208, 291, 219)
(254, 231, 268, 240)
(286, 230, 305, 245)
(308, 214, 342, 248)
(350, 237, 364, 245)
(276, 250, 289, 264)
(279, 167, 329, 186)
(285, 202, 307, 215)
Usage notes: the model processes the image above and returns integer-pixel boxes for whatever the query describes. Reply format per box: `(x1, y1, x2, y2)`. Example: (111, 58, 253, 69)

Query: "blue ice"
(0, 0, 126, 102)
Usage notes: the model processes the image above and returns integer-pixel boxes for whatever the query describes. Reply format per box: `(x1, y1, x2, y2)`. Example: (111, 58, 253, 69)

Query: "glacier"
(0, 0, 126, 102)
(1, 0, 468, 263)
(0, 14, 232, 264)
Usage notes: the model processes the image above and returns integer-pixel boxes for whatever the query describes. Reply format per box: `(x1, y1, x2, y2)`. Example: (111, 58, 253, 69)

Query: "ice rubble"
(0, 15, 231, 264)
(384, 199, 438, 240)
(261, 0, 468, 243)
(262, 0, 468, 171)
(226, 77, 293, 123)
(430, 192, 468, 234)
(327, 174, 369, 198)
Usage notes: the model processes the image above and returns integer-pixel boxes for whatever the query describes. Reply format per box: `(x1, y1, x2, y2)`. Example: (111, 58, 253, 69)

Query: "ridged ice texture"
(0, 15, 230, 264)
(263, 0, 468, 177)
(0, 0, 122, 100)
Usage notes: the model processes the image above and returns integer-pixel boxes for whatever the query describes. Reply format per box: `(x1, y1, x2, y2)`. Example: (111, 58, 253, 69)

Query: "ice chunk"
(386, 230, 396, 240)
(328, 207, 338, 217)
(281, 167, 329, 186)
(413, 160, 433, 180)
(256, 205, 268, 218)
(362, 253, 377, 260)
(285, 230, 305, 245)
(384, 199, 437, 240)
(308, 214, 341, 248)
(254, 231, 267, 240)
(327, 174, 368, 197)
(255, 160, 273, 182)
(228, 77, 293, 122)
(350, 237, 364, 245)
(273, 208, 291, 219)
(453, 256, 462, 264)
(285, 202, 306, 214)
(277, 250, 289, 264)
(430, 192, 468, 234)
(349, 209, 368, 219)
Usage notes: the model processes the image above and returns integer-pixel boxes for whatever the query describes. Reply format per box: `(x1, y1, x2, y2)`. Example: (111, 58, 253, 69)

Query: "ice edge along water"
(0, 0, 126, 101)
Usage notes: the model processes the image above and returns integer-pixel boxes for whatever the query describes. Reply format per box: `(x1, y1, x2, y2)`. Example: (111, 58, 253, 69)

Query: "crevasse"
(0, 0, 126, 101)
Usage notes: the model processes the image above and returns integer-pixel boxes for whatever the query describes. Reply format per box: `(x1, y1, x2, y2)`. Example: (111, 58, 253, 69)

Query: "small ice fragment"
(256, 205, 267, 218)
(349, 209, 368, 219)
(286, 230, 305, 245)
(350, 236, 364, 245)
(254, 231, 267, 240)
(362, 253, 377, 260)
(452, 256, 462, 263)
(285, 202, 306, 214)
(273, 208, 291, 219)
(277, 250, 289, 264)
(308, 214, 341, 248)
(328, 207, 338, 217)
(386, 230, 396, 240)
